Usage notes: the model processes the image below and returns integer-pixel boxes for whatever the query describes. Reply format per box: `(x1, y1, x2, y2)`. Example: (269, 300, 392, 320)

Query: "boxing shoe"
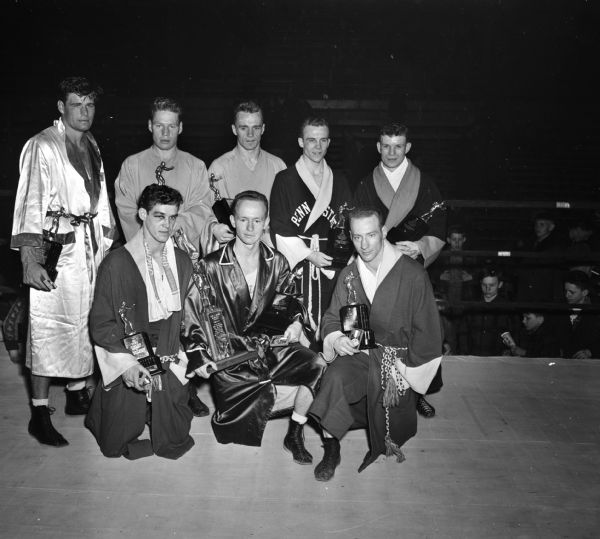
(314, 437, 341, 481)
(65, 388, 91, 415)
(28, 406, 69, 447)
(283, 420, 313, 465)
(416, 395, 436, 418)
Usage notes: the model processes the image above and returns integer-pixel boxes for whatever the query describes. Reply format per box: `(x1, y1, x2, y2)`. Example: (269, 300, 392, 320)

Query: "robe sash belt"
(298, 234, 335, 337)
(46, 208, 98, 282)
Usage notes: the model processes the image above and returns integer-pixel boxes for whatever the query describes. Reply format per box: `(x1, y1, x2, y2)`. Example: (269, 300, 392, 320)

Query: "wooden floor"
(0, 350, 598, 539)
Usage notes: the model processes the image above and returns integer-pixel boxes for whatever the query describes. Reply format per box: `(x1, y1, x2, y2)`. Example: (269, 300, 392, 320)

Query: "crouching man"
(85, 184, 195, 459)
(182, 190, 325, 464)
(309, 207, 442, 480)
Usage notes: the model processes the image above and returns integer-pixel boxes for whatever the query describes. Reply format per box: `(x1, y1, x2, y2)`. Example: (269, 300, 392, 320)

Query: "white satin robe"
(11, 119, 115, 377)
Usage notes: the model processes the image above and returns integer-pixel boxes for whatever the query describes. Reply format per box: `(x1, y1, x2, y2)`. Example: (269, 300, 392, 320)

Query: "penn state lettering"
(290, 202, 338, 228)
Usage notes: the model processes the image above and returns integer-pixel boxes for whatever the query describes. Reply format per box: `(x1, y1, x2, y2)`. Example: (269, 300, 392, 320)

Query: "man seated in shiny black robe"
(182, 190, 326, 465)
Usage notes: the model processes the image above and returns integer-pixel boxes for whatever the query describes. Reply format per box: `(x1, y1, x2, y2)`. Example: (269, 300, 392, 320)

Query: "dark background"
(2, 0, 600, 278)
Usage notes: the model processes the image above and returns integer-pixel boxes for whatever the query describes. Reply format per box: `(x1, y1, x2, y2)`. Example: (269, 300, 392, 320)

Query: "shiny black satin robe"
(182, 241, 325, 446)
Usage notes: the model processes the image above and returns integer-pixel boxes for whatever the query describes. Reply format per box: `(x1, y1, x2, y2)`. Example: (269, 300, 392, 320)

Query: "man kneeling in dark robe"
(182, 190, 326, 464)
(309, 207, 442, 480)
(85, 184, 195, 459)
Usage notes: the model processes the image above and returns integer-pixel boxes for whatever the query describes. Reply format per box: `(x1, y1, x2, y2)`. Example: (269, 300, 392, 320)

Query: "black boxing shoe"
(416, 395, 436, 418)
(314, 437, 341, 481)
(65, 388, 91, 415)
(28, 406, 69, 447)
(283, 420, 313, 465)
(188, 387, 209, 417)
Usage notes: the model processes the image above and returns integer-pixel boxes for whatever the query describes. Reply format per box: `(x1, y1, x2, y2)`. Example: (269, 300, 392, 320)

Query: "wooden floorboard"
(1, 351, 598, 539)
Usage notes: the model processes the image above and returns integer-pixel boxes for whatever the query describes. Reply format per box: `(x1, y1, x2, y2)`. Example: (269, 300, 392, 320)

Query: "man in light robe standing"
(11, 76, 116, 446)
(115, 97, 224, 255)
(114, 96, 216, 417)
(85, 184, 194, 460)
(208, 100, 286, 205)
(269, 117, 352, 345)
(354, 123, 447, 417)
(309, 208, 442, 481)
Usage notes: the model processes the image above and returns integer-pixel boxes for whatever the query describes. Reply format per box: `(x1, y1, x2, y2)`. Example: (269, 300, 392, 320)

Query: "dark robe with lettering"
(270, 166, 352, 340)
(310, 244, 442, 470)
(182, 241, 325, 446)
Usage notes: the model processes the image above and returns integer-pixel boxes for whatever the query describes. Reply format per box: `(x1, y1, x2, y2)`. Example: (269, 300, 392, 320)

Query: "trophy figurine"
(192, 269, 257, 373)
(386, 201, 447, 243)
(209, 173, 233, 228)
(338, 271, 376, 349)
(119, 302, 165, 376)
(327, 202, 354, 267)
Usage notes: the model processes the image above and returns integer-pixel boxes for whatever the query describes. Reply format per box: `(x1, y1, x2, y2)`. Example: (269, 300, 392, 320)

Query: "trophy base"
(386, 218, 428, 243)
(207, 350, 258, 373)
(138, 355, 166, 376)
(122, 332, 165, 376)
(345, 329, 377, 350)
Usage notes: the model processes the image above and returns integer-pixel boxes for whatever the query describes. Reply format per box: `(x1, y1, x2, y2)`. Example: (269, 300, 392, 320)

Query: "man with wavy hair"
(12, 76, 116, 446)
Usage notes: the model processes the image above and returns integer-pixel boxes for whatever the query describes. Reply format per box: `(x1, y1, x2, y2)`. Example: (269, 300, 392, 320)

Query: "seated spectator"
(516, 211, 565, 302)
(458, 268, 518, 356)
(431, 224, 477, 303)
(504, 312, 561, 358)
(429, 224, 477, 355)
(556, 270, 600, 359)
(566, 217, 599, 276)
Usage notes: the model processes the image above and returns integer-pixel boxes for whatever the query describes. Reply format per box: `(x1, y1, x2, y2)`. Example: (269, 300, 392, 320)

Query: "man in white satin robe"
(11, 76, 116, 447)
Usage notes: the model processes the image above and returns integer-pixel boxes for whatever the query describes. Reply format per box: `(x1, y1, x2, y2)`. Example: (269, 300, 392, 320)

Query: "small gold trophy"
(119, 302, 165, 376)
(338, 272, 376, 349)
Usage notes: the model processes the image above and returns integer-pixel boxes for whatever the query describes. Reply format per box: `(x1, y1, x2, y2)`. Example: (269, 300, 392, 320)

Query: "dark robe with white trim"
(85, 245, 194, 460)
(270, 166, 352, 338)
(354, 165, 446, 267)
(310, 249, 442, 469)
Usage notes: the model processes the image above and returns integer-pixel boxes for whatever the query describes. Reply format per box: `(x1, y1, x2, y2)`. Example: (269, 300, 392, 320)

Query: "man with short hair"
(183, 191, 325, 464)
(516, 211, 565, 302)
(557, 270, 600, 359)
(85, 184, 195, 460)
(354, 123, 446, 267)
(12, 76, 116, 446)
(269, 117, 352, 341)
(115, 97, 221, 255)
(354, 123, 446, 416)
(208, 100, 286, 203)
(309, 207, 442, 480)
(115, 97, 216, 416)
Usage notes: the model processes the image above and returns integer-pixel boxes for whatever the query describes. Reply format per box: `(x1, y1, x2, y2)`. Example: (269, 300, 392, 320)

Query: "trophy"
(339, 271, 376, 349)
(254, 267, 303, 336)
(42, 211, 63, 282)
(119, 302, 165, 376)
(192, 269, 256, 373)
(327, 202, 354, 267)
(386, 201, 447, 243)
(209, 173, 233, 228)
